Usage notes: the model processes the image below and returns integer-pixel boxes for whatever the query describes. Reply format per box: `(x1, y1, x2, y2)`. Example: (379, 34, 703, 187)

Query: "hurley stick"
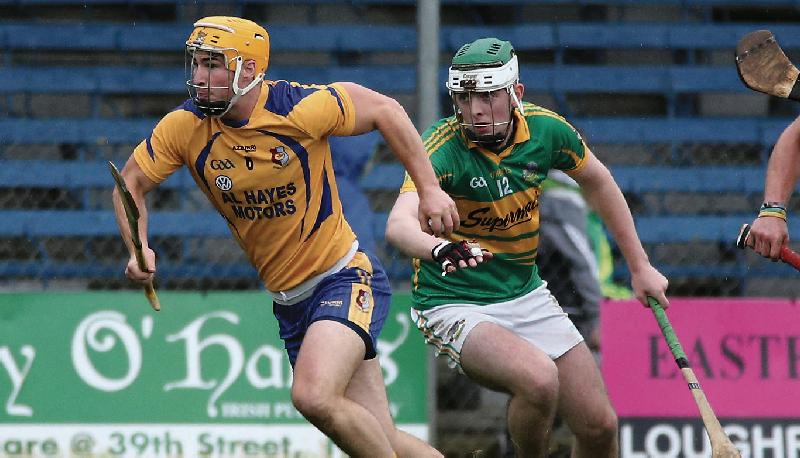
(109, 161, 161, 311)
(648, 297, 740, 457)
(736, 30, 800, 100)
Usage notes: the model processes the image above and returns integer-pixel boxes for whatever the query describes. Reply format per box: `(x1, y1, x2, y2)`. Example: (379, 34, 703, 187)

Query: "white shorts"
(410, 283, 584, 370)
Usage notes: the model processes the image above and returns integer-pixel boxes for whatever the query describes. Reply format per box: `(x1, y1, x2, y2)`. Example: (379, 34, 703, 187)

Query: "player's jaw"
(190, 77, 234, 102)
(464, 115, 511, 139)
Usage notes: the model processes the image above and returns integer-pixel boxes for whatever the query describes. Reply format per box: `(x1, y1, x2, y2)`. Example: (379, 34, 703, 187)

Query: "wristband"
(758, 202, 787, 221)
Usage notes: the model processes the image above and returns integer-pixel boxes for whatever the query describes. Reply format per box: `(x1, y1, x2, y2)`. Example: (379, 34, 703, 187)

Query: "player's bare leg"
(460, 322, 559, 457)
(554, 342, 618, 458)
(291, 320, 394, 457)
(345, 358, 443, 457)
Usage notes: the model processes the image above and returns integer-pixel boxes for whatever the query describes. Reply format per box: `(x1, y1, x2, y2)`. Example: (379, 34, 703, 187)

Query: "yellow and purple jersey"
(133, 81, 358, 299)
(401, 102, 590, 309)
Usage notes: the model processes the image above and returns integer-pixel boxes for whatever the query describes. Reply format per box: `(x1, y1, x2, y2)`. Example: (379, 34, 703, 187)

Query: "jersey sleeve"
(132, 111, 187, 184)
(287, 82, 356, 139)
(550, 118, 590, 174)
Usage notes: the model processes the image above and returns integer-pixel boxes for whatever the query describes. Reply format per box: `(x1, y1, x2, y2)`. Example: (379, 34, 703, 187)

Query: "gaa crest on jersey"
(355, 289, 371, 312)
(270, 146, 290, 168)
(215, 175, 233, 191)
(523, 161, 539, 182)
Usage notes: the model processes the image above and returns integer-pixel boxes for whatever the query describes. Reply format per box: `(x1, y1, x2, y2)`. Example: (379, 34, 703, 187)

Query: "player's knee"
(290, 381, 335, 426)
(516, 359, 559, 409)
(574, 408, 618, 446)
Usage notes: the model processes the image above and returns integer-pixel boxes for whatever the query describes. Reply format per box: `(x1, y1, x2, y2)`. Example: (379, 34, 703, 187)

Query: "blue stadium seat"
(609, 166, 768, 193)
(359, 163, 405, 192)
(330, 131, 382, 180)
(575, 117, 764, 143)
(557, 23, 671, 49)
(0, 208, 252, 281)
(0, 210, 228, 237)
(668, 24, 800, 49)
(634, 214, 759, 243)
(0, 65, 761, 106)
(445, 24, 554, 51)
(0, 160, 192, 190)
(5, 22, 798, 56)
(0, 118, 154, 144)
(1, 117, 789, 158)
(549, 66, 669, 93)
(2, 23, 121, 51)
(337, 177, 378, 254)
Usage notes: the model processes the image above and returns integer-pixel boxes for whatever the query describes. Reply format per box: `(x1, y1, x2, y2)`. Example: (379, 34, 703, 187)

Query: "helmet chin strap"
(191, 53, 264, 118)
(213, 56, 264, 117)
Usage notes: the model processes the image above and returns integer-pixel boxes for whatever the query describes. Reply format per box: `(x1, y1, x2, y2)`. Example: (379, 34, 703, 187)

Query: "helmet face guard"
(450, 87, 518, 146)
(185, 45, 243, 117)
(184, 17, 269, 117)
(446, 39, 523, 146)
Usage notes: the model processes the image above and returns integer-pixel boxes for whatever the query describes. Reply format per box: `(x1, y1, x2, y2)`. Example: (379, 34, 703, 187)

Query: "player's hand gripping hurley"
(109, 162, 161, 311)
(648, 297, 740, 458)
(736, 30, 800, 100)
(736, 223, 800, 271)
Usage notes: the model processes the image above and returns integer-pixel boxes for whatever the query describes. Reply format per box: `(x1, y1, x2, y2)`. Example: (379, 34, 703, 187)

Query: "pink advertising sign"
(601, 298, 800, 418)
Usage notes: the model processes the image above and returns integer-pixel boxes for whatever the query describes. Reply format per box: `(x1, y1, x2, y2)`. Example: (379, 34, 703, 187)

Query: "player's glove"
(431, 240, 486, 276)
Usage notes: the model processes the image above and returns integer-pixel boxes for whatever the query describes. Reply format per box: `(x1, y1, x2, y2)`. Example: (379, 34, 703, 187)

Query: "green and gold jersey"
(401, 103, 590, 310)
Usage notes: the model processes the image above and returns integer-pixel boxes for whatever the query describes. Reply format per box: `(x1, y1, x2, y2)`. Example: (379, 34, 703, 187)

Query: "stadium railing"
(3, 19, 798, 284)
(0, 131, 381, 283)
(3, 21, 795, 118)
(3, 22, 798, 54)
(0, 64, 763, 120)
(2, 117, 789, 158)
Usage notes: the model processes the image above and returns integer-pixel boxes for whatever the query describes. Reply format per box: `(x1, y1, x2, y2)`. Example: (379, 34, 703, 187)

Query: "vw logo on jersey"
(270, 146, 290, 168)
(470, 177, 488, 188)
(215, 175, 233, 191)
(210, 159, 235, 170)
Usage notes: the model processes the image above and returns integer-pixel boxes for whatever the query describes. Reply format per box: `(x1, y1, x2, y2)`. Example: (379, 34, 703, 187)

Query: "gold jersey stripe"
(425, 123, 460, 153)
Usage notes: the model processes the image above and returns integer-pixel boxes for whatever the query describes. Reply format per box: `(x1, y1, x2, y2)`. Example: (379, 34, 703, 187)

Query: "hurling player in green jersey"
(386, 38, 669, 457)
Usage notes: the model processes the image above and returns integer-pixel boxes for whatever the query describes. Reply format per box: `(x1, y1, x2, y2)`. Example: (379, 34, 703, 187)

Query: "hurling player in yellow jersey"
(112, 16, 454, 458)
(385, 38, 669, 457)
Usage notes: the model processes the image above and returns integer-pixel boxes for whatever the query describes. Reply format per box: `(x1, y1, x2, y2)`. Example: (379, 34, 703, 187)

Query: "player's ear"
(514, 82, 525, 104)
(242, 59, 258, 79)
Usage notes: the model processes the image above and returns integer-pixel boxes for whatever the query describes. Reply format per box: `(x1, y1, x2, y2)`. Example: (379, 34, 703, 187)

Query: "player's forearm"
(385, 203, 444, 260)
(764, 116, 800, 203)
(374, 102, 440, 194)
(581, 173, 651, 273)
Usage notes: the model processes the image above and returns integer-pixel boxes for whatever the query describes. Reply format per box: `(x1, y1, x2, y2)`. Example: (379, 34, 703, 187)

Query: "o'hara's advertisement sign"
(0, 292, 428, 457)
(602, 298, 800, 458)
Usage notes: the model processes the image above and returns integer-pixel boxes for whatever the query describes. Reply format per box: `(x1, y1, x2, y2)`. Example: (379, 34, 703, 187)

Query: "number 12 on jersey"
(496, 177, 512, 197)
